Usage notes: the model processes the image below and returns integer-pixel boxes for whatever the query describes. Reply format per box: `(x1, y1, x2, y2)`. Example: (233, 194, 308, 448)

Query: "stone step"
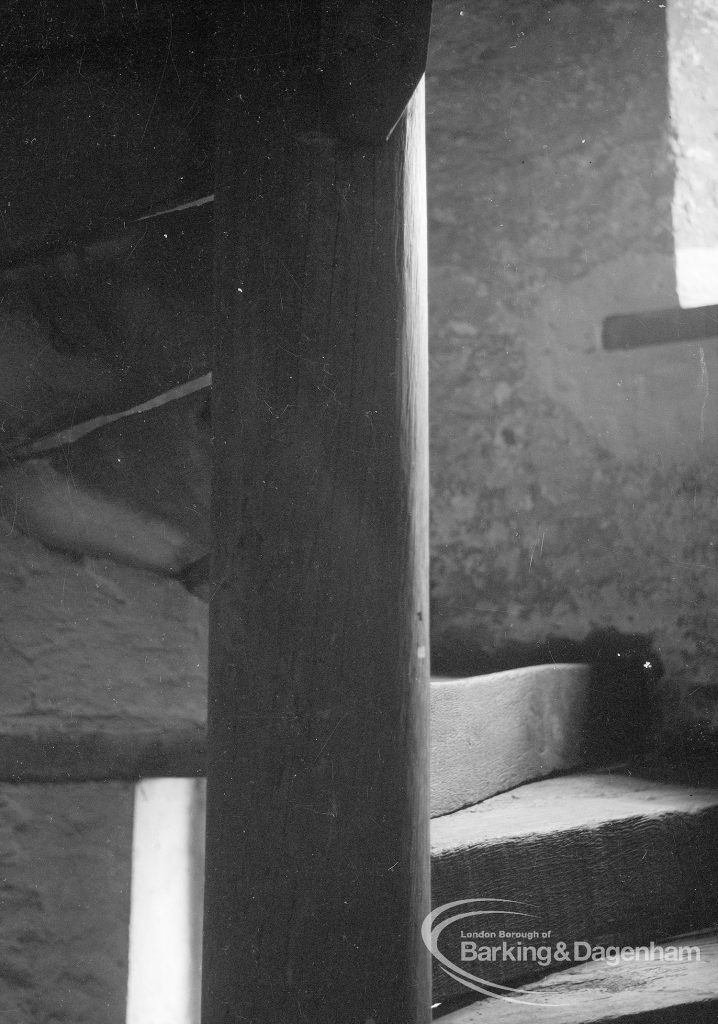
(0, 656, 636, 815)
(435, 930, 718, 1023)
(0, 528, 638, 808)
(430, 773, 718, 1004)
(430, 662, 638, 815)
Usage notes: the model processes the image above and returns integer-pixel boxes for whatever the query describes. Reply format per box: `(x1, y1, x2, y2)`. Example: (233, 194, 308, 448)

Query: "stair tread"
(431, 773, 718, 1004)
(437, 931, 718, 1023)
(432, 772, 718, 851)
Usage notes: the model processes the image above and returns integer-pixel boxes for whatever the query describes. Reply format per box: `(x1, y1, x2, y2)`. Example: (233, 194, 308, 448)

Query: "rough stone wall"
(426, 0, 718, 753)
(1, 5, 717, 1018)
(0, 782, 132, 1023)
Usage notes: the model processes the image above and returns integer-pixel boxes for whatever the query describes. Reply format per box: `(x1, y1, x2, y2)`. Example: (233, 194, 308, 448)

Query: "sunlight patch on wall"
(667, 0, 718, 307)
(126, 778, 206, 1024)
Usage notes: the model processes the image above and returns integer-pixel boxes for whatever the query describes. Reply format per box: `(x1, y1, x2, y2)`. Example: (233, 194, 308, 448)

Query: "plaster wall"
(426, 0, 718, 749)
(0, 783, 132, 1023)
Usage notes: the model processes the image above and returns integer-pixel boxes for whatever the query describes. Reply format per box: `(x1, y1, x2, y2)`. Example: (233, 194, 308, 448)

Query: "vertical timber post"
(203, 5, 432, 1022)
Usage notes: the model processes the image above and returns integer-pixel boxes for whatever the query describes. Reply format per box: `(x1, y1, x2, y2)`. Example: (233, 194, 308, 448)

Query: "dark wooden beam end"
(602, 303, 718, 350)
(320, 0, 433, 143)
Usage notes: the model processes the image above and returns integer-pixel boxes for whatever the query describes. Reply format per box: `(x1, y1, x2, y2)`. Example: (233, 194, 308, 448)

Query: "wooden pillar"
(202, 5, 432, 1022)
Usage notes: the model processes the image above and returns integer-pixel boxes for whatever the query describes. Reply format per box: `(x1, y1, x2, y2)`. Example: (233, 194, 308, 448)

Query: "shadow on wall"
(432, 626, 664, 763)
(431, 624, 662, 679)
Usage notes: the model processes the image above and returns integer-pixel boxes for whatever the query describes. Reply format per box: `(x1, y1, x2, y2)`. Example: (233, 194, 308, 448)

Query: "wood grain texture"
(430, 664, 592, 816)
(431, 774, 718, 1003)
(203, 6, 432, 1022)
(438, 932, 718, 1023)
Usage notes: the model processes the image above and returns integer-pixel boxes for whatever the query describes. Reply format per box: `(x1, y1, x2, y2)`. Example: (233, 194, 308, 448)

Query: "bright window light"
(125, 778, 206, 1024)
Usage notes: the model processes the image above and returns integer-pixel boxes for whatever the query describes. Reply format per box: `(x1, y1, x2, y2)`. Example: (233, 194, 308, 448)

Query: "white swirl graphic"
(421, 899, 572, 1008)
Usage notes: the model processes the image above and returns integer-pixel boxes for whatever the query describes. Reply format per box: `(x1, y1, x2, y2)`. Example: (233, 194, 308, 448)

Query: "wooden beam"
(320, 1, 433, 143)
(602, 303, 718, 349)
(202, 4, 432, 1022)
